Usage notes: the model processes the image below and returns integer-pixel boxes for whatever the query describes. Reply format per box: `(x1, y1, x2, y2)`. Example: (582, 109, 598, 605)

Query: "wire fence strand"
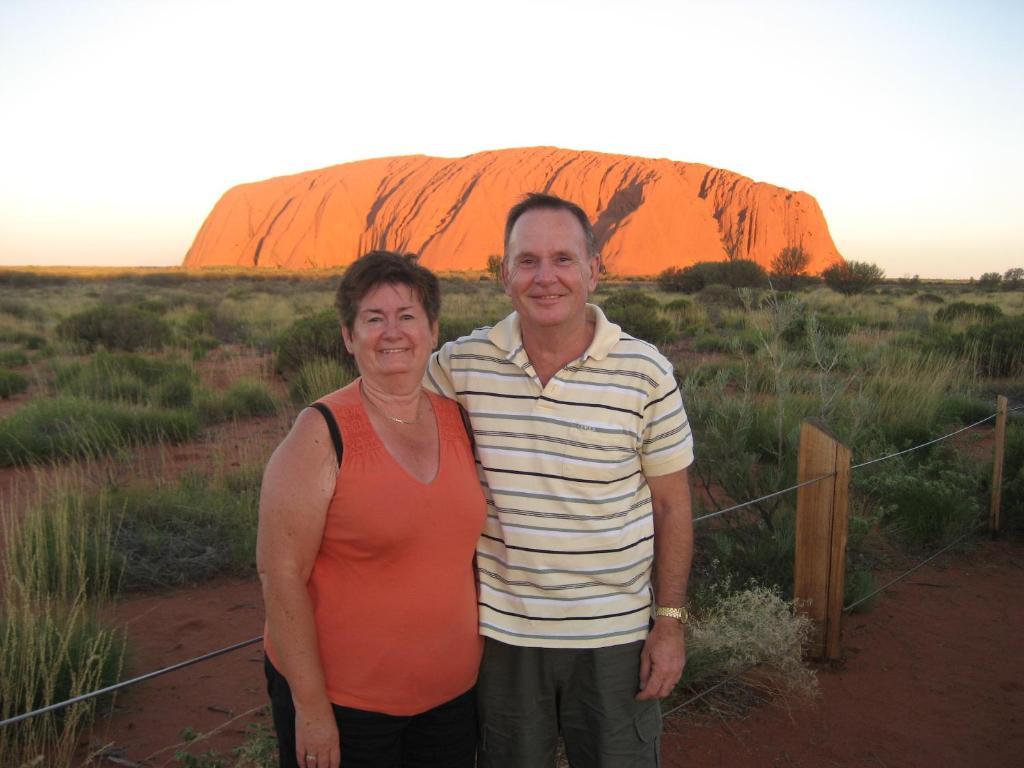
(851, 413, 997, 470)
(842, 523, 985, 613)
(0, 635, 263, 729)
(693, 472, 836, 524)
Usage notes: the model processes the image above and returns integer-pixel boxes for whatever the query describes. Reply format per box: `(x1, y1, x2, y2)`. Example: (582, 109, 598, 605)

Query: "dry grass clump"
(682, 585, 817, 702)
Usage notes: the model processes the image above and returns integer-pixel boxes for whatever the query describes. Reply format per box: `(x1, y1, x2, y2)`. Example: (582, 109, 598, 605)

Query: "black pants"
(265, 657, 477, 768)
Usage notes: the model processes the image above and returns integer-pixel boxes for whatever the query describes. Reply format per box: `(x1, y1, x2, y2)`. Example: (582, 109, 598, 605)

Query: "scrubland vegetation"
(0, 263, 1021, 765)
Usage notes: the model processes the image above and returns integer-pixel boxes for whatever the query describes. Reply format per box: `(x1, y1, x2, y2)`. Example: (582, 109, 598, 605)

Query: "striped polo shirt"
(426, 304, 694, 649)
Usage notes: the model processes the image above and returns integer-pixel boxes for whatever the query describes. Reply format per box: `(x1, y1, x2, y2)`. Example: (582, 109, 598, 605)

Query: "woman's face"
(341, 282, 438, 385)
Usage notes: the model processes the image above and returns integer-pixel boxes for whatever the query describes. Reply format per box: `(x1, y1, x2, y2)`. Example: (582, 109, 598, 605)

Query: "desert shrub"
(663, 297, 705, 329)
(439, 316, 485, 347)
(977, 272, 1002, 291)
(915, 293, 945, 305)
(601, 289, 675, 345)
(658, 260, 768, 293)
(0, 350, 29, 367)
(694, 328, 760, 355)
(274, 310, 345, 375)
(680, 585, 815, 698)
(290, 358, 357, 404)
(934, 301, 1003, 324)
(963, 316, 1024, 377)
(854, 448, 984, 548)
(1002, 422, 1024, 537)
(0, 331, 47, 350)
(822, 261, 885, 295)
(698, 511, 797, 597)
(108, 471, 261, 589)
(843, 568, 878, 613)
(57, 305, 171, 351)
(0, 369, 29, 399)
(197, 379, 280, 422)
(0, 397, 199, 467)
(696, 284, 743, 309)
(937, 393, 995, 425)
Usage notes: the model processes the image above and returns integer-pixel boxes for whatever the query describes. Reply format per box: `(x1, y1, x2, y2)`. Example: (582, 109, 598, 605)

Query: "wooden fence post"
(794, 418, 851, 660)
(990, 395, 1008, 536)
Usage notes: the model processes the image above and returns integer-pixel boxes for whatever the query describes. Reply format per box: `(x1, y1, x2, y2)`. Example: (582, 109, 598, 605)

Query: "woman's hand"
(295, 699, 340, 768)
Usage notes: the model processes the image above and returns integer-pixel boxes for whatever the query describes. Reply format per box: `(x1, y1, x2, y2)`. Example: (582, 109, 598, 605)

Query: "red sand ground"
(77, 540, 1023, 767)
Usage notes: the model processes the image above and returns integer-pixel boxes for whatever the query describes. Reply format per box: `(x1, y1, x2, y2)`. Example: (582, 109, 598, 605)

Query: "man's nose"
(533, 257, 556, 282)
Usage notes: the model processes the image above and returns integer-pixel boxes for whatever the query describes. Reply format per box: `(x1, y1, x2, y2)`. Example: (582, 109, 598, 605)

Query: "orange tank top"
(268, 381, 486, 715)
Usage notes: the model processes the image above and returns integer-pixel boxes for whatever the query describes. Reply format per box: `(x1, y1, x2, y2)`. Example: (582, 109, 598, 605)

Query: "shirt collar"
(487, 304, 622, 364)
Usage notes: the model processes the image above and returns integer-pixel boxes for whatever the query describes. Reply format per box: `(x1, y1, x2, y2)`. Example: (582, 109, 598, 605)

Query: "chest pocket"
(558, 422, 640, 489)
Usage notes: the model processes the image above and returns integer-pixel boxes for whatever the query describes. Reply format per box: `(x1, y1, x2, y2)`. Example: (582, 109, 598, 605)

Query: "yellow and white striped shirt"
(427, 304, 694, 648)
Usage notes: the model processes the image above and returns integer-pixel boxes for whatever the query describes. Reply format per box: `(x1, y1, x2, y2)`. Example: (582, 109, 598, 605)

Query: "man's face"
(502, 208, 599, 336)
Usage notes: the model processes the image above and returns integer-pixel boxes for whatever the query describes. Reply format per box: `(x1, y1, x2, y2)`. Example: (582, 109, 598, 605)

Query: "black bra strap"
(309, 402, 343, 466)
(457, 403, 476, 453)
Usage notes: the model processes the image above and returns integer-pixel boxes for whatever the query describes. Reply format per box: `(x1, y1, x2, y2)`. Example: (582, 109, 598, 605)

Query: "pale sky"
(0, 0, 1021, 278)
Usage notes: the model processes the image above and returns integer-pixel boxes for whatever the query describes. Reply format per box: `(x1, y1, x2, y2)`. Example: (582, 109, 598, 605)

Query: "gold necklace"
(363, 386, 423, 425)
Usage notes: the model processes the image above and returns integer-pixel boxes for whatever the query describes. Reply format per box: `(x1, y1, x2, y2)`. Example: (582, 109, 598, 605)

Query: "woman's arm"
(257, 408, 340, 768)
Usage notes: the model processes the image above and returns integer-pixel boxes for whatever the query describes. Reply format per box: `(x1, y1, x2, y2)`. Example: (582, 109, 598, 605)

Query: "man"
(427, 193, 694, 767)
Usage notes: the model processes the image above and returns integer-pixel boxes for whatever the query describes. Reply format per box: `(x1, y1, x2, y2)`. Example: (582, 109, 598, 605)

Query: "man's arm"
(636, 467, 693, 701)
(425, 343, 457, 398)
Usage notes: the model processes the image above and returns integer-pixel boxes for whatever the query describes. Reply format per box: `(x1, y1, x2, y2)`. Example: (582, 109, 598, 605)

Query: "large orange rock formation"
(183, 147, 842, 276)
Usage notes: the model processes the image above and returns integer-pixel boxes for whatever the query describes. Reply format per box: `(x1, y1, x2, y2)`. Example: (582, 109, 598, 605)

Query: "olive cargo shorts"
(476, 638, 661, 768)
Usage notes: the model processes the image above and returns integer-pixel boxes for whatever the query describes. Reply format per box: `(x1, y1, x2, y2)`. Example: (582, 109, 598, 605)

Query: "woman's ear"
(341, 324, 354, 354)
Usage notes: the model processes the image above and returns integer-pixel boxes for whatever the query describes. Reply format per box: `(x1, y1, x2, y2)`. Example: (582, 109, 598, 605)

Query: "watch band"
(654, 605, 689, 624)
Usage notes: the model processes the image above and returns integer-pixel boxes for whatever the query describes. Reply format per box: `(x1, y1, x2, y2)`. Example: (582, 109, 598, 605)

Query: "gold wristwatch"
(654, 605, 689, 624)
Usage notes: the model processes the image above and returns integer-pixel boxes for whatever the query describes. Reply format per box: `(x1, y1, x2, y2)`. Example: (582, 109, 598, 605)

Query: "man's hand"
(636, 617, 686, 701)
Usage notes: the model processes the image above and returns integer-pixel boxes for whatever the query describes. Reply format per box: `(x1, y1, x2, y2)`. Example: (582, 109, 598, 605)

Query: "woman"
(257, 251, 485, 768)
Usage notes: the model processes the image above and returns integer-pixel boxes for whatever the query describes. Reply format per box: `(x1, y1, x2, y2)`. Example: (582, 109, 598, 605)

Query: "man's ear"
(501, 256, 513, 297)
(586, 254, 601, 292)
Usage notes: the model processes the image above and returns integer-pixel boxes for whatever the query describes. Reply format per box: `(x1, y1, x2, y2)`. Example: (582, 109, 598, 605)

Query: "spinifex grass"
(0, 587, 126, 767)
(0, 397, 199, 467)
(289, 357, 356, 404)
(0, 480, 125, 767)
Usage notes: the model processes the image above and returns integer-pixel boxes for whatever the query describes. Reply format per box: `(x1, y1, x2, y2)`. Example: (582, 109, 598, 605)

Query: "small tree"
(486, 254, 503, 282)
(978, 272, 1003, 291)
(821, 261, 884, 295)
(770, 246, 811, 290)
(1002, 267, 1023, 290)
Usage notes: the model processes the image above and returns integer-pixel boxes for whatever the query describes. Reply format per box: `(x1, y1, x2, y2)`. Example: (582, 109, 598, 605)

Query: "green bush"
(915, 293, 945, 305)
(57, 305, 171, 351)
(822, 261, 885, 295)
(855, 448, 984, 548)
(934, 301, 1003, 324)
(274, 310, 346, 375)
(601, 289, 675, 345)
(963, 316, 1024, 377)
(658, 260, 768, 293)
(696, 283, 744, 309)
(0, 397, 199, 467)
(108, 471, 262, 590)
(0, 368, 29, 399)
(0, 350, 29, 367)
(1002, 422, 1024, 537)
